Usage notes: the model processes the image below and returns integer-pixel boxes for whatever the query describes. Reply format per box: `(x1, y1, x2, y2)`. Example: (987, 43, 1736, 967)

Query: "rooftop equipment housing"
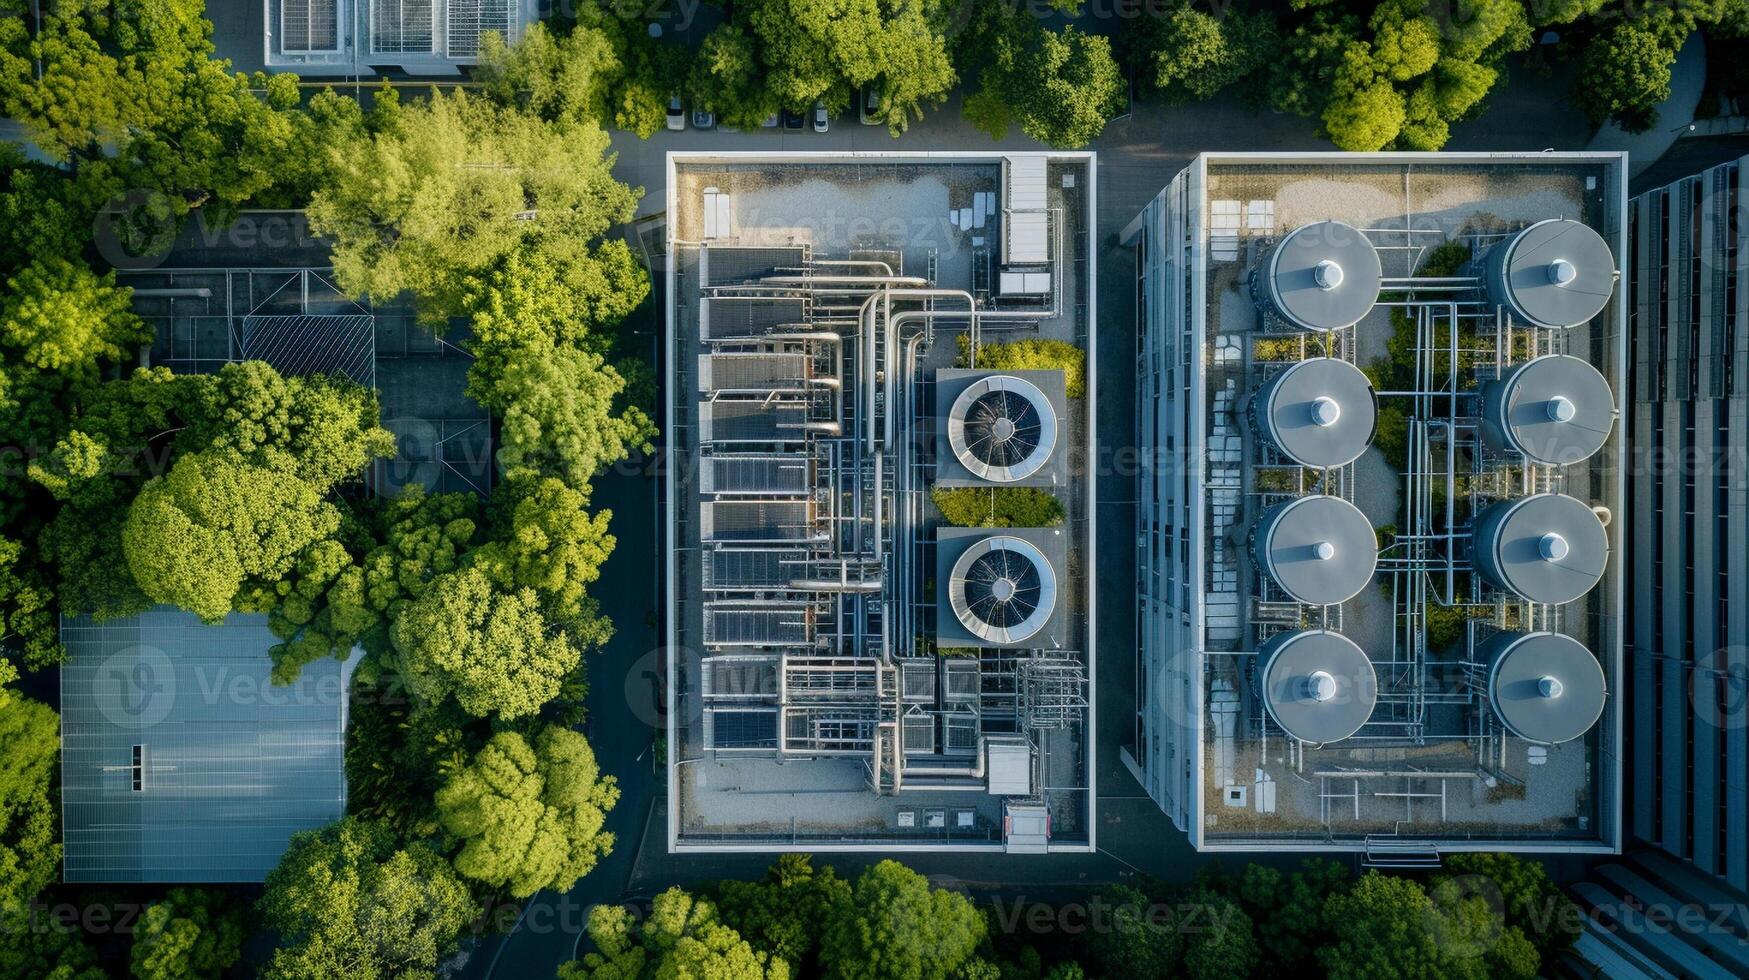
(1258, 629, 1378, 744)
(1472, 493, 1609, 605)
(1255, 220, 1383, 331)
(1480, 218, 1615, 329)
(947, 535, 1058, 645)
(1252, 495, 1378, 606)
(1249, 357, 1378, 468)
(1480, 354, 1615, 466)
(1479, 631, 1607, 744)
(946, 374, 1060, 483)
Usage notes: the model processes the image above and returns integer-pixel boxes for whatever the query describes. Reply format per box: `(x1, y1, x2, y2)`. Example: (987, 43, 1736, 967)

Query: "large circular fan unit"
(947, 375, 1058, 483)
(947, 536, 1058, 645)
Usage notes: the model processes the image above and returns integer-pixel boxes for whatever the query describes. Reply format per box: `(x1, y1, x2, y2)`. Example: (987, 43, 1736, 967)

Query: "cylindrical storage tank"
(1472, 493, 1608, 604)
(1481, 354, 1615, 465)
(1479, 631, 1607, 744)
(1258, 629, 1377, 744)
(1250, 357, 1378, 468)
(1256, 220, 1382, 332)
(1252, 495, 1378, 606)
(1481, 219, 1615, 329)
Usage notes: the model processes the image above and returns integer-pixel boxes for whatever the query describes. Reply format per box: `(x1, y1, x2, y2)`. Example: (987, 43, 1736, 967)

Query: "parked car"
(860, 85, 884, 126)
(692, 108, 715, 130)
(812, 100, 829, 133)
(760, 112, 781, 129)
(665, 97, 684, 131)
(782, 109, 805, 131)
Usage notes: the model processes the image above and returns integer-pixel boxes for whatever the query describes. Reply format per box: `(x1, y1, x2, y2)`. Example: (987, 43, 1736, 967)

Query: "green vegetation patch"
(932, 486, 1065, 528)
(955, 335, 1086, 398)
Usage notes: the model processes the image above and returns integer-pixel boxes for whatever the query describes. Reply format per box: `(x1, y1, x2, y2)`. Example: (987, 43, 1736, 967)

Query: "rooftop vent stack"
(1472, 493, 1608, 604)
(1479, 219, 1615, 329)
(946, 535, 1058, 645)
(1255, 220, 1383, 332)
(1252, 495, 1378, 606)
(1249, 357, 1379, 468)
(1478, 631, 1607, 744)
(1258, 629, 1378, 744)
(946, 375, 1059, 483)
(1480, 354, 1615, 465)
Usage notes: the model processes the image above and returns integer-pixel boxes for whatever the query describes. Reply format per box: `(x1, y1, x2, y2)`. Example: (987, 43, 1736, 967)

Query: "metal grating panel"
(704, 548, 806, 591)
(702, 246, 809, 287)
(372, 0, 434, 54)
(241, 314, 376, 388)
(701, 656, 779, 699)
(699, 400, 809, 444)
(699, 353, 810, 392)
(700, 298, 808, 340)
(280, 0, 340, 52)
(446, 0, 515, 57)
(700, 454, 811, 495)
(60, 608, 357, 883)
(700, 501, 814, 544)
(705, 708, 779, 749)
(704, 604, 813, 647)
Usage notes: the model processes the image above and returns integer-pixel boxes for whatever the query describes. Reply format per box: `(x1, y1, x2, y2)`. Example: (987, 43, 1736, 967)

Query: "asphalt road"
(465, 59, 1610, 979)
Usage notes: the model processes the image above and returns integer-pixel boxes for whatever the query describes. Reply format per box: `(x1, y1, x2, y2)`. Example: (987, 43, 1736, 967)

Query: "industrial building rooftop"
(664, 152, 1096, 852)
(1125, 153, 1626, 857)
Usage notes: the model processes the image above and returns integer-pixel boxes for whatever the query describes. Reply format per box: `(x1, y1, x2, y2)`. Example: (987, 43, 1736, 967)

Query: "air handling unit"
(935, 369, 1068, 487)
(1252, 220, 1383, 331)
(1476, 218, 1615, 329)
(936, 527, 1067, 649)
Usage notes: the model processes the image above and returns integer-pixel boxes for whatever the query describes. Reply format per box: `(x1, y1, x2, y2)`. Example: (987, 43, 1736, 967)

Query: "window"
(280, 0, 341, 54)
(131, 744, 145, 792)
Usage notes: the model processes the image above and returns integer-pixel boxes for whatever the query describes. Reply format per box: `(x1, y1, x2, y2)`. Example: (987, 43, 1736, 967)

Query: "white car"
(812, 100, 829, 134)
(665, 97, 684, 132)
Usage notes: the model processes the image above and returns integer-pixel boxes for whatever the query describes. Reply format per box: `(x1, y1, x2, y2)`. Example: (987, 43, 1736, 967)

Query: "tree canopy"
(820, 860, 988, 980)
(563, 887, 791, 980)
(130, 888, 245, 980)
(435, 726, 619, 897)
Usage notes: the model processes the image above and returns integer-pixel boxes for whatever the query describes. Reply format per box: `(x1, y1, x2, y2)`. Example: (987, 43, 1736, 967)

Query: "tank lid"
(1260, 629, 1377, 744)
(1265, 221, 1383, 331)
(1491, 354, 1614, 465)
(1497, 219, 1614, 328)
(1257, 495, 1378, 606)
(1477, 493, 1608, 604)
(1259, 357, 1377, 468)
(1487, 632, 1607, 744)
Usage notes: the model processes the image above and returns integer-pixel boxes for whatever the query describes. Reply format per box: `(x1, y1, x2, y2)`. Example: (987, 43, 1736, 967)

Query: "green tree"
(820, 860, 987, 980)
(1441, 852, 1579, 961)
(472, 343, 655, 489)
(963, 6, 1124, 149)
(307, 89, 641, 324)
(1573, 21, 1678, 131)
(435, 726, 619, 897)
(0, 536, 58, 671)
(714, 854, 852, 969)
(1180, 889, 1258, 980)
(0, 697, 59, 919)
(1086, 884, 1180, 978)
(563, 887, 790, 980)
(0, 259, 147, 381)
(0, 916, 105, 980)
(475, 21, 621, 124)
(130, 888, 244, 980)
(688, 24, 779, 131)
(260, 818, 475, 980)
(1318, 871, 1487, 980)
(1129, 7, 1274, 104)
(1231, 858, 1348, 973)
(742, 0, 955, 127)
(389, 565, 580, 719)
(122, 450, 343, 622)
(181, 361, 395, 491)
(475, 477, 615, 637)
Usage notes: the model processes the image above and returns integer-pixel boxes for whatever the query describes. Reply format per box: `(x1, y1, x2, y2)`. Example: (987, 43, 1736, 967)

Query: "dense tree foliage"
(931, 486, 1065, 528)
(820, 860, 988, 980)
(130, 888, 245, 980)
(962, 1, 1125, 148)
(259, 818, 476, 980)
(0, 697, 59, 918)
(435, 726, 619, 897)
(563, 887, 791, 980)
(713, 854, 852, 971)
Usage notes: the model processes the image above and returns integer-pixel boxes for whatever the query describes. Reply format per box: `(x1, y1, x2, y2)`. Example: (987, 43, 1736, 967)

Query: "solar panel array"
(60, 608, 356, 883)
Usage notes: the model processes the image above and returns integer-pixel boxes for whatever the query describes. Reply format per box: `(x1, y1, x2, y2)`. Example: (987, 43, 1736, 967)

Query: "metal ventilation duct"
(1258, 629, 1377, 744)
(1251, 357, 1378, 468)
(1480, 354, 1615, 466)
(1472, 493, 1608, 604)
(1481, 218, 1615, 328)
(947, 536, 1058, 645)
(1253, 495, 1378, 606)
(1256, 220, 1382, 332)
(946, 375, 1059, 483)
(1479, 631, 1607, 744)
